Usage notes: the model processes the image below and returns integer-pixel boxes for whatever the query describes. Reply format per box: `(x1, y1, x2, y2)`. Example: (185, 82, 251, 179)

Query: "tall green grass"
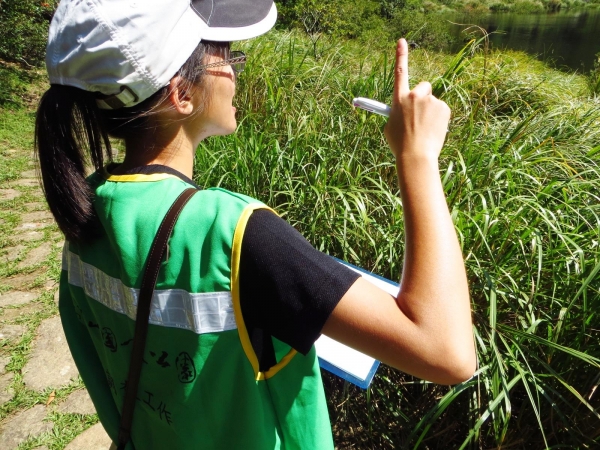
(589, 52, 600, 96)
(195, 31, 600, 448)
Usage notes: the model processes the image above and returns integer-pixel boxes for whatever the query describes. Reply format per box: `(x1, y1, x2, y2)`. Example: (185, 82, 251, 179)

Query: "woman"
(36, 0, 476, 448)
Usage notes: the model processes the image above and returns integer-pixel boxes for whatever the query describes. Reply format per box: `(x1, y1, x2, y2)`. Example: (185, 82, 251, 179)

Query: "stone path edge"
(0, 151, 112, 448)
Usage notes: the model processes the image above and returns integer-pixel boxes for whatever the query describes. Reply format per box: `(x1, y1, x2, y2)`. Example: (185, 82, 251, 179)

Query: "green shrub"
(560, 0, 585, 7)
(389, 9, 456, 49)
(355, 15, 393, 49)
(461, 0, 491, 12)
(0, 0, 56, 67)
(0, 62, 40, 107)
(512, 0, 546, 11)
(588, 52, 600, 96)
(282, 0, 381, 38)
(489, 1, 511, 10)
(543, 0, 563, 10)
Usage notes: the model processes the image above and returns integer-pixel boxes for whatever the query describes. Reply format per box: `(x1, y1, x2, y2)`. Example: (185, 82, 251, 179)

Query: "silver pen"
(352, 97, 391, 117)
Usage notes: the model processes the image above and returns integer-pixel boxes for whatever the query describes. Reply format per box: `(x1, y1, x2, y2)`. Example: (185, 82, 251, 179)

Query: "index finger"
(395, 38, 409, 96)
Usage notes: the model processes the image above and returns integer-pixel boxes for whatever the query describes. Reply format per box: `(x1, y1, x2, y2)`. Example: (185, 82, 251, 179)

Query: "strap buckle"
(96, 86, 139, 110)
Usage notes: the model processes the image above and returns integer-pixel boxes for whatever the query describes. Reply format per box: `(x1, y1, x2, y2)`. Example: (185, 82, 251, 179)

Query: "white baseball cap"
(46, 0, 277, 109)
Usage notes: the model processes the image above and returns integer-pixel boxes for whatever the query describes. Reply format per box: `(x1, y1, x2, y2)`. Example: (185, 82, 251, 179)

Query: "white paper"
(315, 263, 400, 381)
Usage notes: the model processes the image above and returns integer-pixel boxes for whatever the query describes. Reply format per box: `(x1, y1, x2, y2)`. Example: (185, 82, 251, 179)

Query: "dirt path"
(0, 145, 112, 449)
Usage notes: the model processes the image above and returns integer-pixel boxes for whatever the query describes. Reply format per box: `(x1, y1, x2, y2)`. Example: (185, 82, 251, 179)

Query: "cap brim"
(192, 0, 277, 42)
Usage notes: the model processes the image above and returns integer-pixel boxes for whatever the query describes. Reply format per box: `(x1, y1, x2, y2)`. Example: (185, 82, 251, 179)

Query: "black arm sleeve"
(239, 210, 360, 360)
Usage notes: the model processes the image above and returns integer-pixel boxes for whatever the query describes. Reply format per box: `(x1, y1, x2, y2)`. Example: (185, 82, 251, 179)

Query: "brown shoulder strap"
(117, 187, 197, 450)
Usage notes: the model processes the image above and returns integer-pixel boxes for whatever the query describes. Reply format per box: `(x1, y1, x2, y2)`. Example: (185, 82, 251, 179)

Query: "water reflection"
(447, 9, 600, 71)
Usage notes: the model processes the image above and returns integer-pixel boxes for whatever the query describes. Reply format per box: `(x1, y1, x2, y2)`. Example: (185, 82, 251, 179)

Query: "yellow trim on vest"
(106, 173, 178, 182)
(231, 204, 298, 381)
(102, 167, 180, 183)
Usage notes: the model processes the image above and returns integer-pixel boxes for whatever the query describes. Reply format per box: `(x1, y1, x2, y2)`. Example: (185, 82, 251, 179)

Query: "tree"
(0, 0, 57, 66)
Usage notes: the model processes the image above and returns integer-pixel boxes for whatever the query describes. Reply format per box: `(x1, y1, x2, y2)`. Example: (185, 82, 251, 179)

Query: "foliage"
(279, 0, 385, 39)
(450, 0, 549, 13)
(0, 0, 56, 67)
(588, 52, 600, 96)
(276, 0, 600, 21)
(0, 61, 44, 107)
(380, 0, 430, 17)
(389, 8, 456, 49)
(489, 1, 512, 11)
(275, 0, 456, 53)
(2, 0, 594, 71)
(512, 0, 547, 11)
(195, 31, 600, 448)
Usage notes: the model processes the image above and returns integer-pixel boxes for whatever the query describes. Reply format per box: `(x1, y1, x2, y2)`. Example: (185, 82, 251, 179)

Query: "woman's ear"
(168, 76, 194, 115)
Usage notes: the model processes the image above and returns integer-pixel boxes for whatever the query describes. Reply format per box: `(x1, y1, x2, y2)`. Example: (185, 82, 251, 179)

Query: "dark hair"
(35, 41, 229, 244)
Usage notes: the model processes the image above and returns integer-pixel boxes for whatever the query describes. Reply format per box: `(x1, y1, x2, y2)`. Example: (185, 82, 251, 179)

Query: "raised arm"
(322, 39, 476, 385)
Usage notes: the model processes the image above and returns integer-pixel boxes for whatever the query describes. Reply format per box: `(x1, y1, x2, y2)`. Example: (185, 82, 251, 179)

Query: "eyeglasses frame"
(198, 51, 246, 74)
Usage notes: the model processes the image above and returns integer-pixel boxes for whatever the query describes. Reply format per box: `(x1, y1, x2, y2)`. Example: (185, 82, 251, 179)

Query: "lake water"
(445, 9, 600, 71)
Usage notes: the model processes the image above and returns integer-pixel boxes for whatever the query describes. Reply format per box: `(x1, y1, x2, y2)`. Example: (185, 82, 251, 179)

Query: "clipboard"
(315, 258, 400, 389)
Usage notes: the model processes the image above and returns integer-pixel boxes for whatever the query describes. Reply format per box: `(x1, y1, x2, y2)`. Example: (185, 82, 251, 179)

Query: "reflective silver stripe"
(63, 249, 236, 334)
(61, 243, 68, 269)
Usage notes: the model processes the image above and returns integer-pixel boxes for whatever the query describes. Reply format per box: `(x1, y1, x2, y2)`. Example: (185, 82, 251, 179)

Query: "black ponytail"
(35, 85, 112, 244)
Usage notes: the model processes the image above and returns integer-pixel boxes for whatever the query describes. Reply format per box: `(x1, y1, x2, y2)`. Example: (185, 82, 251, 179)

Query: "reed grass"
(194, 30, 600, 448)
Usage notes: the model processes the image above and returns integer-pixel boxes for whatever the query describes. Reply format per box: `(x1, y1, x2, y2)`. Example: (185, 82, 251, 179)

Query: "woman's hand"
(384, 39, 450, 166)
(323, 38, 475, 385)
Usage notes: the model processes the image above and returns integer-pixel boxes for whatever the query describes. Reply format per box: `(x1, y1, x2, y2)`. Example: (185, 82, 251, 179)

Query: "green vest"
(59, 169, 335, 449)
